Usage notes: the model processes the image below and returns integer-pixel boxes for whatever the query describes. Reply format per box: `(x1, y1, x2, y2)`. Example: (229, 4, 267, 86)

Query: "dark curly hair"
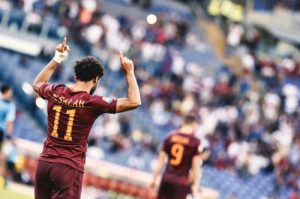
(1, 84, 11, 94)
(74, 56, 104, 81)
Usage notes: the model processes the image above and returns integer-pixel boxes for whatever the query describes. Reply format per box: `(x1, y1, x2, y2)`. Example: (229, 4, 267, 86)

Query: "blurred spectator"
(0, 84, 16, 187)
(0, 84, 16, 148)
(226, 23, 244, 56)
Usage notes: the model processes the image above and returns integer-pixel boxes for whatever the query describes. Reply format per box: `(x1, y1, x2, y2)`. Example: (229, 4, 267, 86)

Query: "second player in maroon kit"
(151, 115, 202, 199)
(33, 38, 141, 199)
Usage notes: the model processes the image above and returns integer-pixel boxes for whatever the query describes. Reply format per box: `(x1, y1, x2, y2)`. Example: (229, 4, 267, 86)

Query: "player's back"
(38, 83, 117, 171)
(161, 131, 200, 186)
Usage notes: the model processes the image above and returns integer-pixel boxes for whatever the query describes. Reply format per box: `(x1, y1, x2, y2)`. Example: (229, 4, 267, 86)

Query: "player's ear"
(94, 76, 100, 84)
(93, 78, 97, 83)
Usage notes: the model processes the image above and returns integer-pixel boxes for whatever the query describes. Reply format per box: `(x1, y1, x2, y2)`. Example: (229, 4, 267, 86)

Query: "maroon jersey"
(161, 131, 201, 186)
(38, 83, 117, 172)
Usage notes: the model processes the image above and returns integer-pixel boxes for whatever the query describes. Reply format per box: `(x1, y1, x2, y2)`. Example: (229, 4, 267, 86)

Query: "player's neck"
(179, 125, 195, 135)
(2, 94, 11, 101)
(70, 81, 93, 93)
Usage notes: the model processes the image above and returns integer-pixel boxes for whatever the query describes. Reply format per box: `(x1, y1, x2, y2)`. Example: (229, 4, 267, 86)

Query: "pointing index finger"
(119, 51, 124, 58)
(61, 37, 68, 51)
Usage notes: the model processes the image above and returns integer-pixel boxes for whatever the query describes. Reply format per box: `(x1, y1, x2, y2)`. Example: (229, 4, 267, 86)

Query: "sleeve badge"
(102, 97, 113, 104)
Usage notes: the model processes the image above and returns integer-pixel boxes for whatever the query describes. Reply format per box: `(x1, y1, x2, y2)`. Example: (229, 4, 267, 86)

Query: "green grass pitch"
(0, 188, 33, 199)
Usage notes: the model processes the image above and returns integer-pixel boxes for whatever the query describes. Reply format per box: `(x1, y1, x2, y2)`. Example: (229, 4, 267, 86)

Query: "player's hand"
(56, 37, 70, 53)
(149, 179, 157, 189)
(53, 37, 70, 63)
(191, 185, 200, 199)
(120, 52, 134, 73)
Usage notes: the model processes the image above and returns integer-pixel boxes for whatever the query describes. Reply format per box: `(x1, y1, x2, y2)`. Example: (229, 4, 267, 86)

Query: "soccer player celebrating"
(151, 114, 202, 199)
(32, 38, 141, 199)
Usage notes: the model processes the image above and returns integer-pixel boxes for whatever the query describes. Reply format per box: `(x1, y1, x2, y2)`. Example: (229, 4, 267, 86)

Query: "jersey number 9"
(170, 144, 184, 166)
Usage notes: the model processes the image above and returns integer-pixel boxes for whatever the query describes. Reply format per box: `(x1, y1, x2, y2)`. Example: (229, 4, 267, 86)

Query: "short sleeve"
(162, 136, 170, 152)
(38, 83, 54, 99)
(6, 103, 16, 122)
(95, 97, 117, 114)
(192, 139, 201, 157)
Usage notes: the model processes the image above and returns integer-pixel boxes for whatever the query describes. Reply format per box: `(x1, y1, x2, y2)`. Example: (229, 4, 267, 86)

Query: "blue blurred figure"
(0, 84, 16, 150)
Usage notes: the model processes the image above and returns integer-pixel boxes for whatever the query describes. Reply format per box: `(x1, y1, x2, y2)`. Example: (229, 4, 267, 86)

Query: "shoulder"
(8, 101, 15, 109)
(190, 134, 201, 146)
(87, 95, 117, 110)
(0, 99, 5, 106)
(41, 83, 65, 92)
(163, 130, 178, 142)
(0, 100, 7, 110)
(0, 100, 14, 108)
(52, 84, 67, 91)
(89, 95, 114, 104)
(165, 130, 177, 139)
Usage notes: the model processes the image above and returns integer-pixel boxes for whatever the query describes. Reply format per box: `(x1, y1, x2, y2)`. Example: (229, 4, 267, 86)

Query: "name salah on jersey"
(52, 94, 113, 108)
(171, 135, 190, 145)
(53, 94, 85, 108)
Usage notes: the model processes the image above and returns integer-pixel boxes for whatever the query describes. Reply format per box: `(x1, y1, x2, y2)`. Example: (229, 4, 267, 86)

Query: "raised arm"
(116, 53, 141, 112)
(33, 38, 69, 93)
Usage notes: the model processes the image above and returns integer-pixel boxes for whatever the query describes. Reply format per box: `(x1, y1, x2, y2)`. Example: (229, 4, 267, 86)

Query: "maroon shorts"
(35, 160, 83, 199)
(158, 180, 190, 199)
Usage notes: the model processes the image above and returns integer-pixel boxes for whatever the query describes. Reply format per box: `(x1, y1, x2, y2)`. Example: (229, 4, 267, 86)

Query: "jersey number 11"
(51, 105, 76, 141)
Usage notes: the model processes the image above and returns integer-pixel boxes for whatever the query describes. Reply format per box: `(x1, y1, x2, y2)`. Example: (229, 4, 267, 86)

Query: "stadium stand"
(0, 0, 299, 199)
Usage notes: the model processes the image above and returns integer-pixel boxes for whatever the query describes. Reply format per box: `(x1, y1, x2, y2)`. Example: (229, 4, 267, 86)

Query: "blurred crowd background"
(0, 0, 299, 199)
